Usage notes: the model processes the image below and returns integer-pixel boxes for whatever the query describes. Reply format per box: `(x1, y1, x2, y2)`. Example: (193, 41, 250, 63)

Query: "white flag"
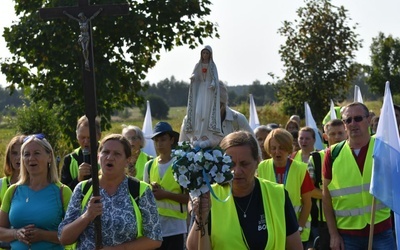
(249, 94, 260, 130)
(142, 100, 157, 157)
(304, 102, 324, 150)
(330, 99, 337, 120)
(354, 85, 364, 103)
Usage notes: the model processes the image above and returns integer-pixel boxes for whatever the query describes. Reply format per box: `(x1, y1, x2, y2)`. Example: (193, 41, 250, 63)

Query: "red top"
(275, 161, 314, 194)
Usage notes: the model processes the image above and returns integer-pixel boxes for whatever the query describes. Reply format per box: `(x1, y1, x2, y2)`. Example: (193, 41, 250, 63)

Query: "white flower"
(222, 164, 231, 173)
(200, 184, 209, 194)
(178, 165, 188, 175)
(204, 152, 213, 161)
(222, 155, 232, 164)
(194, 151, 203, 163)
(186, 151, 195, 161)
(204, 161, 212, 170)
(190, 189, 201, 197)
(214, 172, 225, 183)
(209, 165, 218, 177)
(178, 175, 190, 188)
(212, 149, 222, 159)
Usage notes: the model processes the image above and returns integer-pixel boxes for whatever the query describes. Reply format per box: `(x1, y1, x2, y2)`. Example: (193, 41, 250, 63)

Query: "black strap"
(310, 151, 322, 188)
(82, 178, 92, 196)
(147, 159, 155, 177)
(331, 140, 346, 163)
(82, 177, 140, 201)
(127, 176, 140, 201)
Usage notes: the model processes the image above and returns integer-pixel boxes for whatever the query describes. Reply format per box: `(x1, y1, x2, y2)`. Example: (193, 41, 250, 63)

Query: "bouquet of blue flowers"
(172, 141, 233, 197)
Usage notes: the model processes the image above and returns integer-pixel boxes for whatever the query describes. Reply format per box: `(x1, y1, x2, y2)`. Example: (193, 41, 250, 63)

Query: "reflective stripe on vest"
(328, 138, 390, 230)
(258, 159, 311, 242)
(329, 183, 370, 197)
(211, 178, 286, 250)
(149, 158, 187, 220)
(335, 202, 387, 217)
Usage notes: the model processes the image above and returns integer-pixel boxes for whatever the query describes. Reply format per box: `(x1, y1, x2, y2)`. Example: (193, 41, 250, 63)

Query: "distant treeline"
(143, 77, 278, 107)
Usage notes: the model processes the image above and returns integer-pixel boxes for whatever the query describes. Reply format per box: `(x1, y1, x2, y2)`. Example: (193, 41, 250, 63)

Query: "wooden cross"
(39, 1, 129, 248)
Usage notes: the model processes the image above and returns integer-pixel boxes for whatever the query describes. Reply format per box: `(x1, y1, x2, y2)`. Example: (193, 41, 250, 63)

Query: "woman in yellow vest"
(258, 128, 314, 249)
(186, 131, 302, 250)
(59, 134, 162, 249)
(122, 125, 153, 180)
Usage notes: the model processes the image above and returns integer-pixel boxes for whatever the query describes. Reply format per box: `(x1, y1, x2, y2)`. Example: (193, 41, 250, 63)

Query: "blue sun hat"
(151, 122, 180, 141)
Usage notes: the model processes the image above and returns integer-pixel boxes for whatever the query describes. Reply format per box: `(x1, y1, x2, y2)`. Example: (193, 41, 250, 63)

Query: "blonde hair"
(265, 128, 294, 155)
(18, 136, 59, 185)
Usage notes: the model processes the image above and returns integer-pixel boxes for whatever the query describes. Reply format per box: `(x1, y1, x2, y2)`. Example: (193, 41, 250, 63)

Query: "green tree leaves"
(1, 0, 218, 145)
(367, 32, 400, 95)
(277, 0, 361, 123)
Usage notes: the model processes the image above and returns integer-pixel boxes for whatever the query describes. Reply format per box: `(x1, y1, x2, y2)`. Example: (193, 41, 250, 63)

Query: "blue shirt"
(2, 184, 66, 250)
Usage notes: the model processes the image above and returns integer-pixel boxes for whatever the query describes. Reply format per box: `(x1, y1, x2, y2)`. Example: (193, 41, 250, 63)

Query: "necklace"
(25, 187, 33, 203)
(234, 189, 255, 218)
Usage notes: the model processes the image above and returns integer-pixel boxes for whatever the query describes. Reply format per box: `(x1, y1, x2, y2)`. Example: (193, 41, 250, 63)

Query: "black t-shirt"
(232, 178, 299, 249)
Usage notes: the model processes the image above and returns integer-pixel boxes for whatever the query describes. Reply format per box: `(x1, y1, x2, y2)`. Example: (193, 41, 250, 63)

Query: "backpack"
(81, 176, 140, 205)
(311, 140, 346, 189)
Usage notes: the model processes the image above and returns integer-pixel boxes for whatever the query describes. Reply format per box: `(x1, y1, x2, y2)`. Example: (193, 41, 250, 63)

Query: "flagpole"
(367, 197, 377, 250)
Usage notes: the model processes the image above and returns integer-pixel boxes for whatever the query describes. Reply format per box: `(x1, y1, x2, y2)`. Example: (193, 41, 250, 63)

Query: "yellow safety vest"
(0, 177, 10, 206)
(80, 178, 147, 237)
(149, 158, 187, 220)
(135, 151, 151, 181)
(211, 178, 286, 250)
(69, 148, 100, 180)
(258, 159, 311, 241)
(328, 138, 390, 229)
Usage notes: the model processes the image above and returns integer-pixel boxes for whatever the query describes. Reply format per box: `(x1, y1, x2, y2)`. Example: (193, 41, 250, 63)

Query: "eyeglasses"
(343, 115, 368, 125)
(23, 133, 46, 143)
(126, 136, 140, 141)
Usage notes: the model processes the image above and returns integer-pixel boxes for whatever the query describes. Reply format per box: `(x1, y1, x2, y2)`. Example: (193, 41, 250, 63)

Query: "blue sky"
(1, 0, 400, 87)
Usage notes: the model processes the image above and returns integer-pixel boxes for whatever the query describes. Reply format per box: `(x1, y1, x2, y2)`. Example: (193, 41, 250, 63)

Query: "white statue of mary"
(184, 45, 223, 148)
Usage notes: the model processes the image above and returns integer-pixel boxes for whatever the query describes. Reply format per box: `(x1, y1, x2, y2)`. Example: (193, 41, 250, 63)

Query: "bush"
(141, 95, 169, 119)
(8, 99, 70, 160)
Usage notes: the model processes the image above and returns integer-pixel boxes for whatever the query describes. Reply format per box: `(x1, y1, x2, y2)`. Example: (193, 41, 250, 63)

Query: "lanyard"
(274, 158, 291, 185)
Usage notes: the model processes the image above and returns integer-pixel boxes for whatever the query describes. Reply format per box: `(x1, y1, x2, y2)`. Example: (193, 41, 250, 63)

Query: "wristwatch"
(298, 226, 303, 232)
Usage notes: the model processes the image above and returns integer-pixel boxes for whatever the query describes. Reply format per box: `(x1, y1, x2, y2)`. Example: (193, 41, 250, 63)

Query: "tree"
(248, 80, 266, 105)
(140, 94, 169, 119)
(366, 32, 400, 95)
(1, 0, 218, 145)
(277, 0, 361, 123)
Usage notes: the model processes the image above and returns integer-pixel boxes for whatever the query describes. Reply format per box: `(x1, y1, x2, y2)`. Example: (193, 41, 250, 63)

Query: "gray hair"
(121, 125, 146, 148)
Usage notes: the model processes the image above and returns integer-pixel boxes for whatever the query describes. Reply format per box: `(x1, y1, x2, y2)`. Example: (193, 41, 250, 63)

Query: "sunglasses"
(343, 115, 368, 125)
(23, 133, 46, 143)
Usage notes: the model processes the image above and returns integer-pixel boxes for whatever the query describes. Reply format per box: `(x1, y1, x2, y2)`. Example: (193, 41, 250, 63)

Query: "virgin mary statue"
(183, 45, 223, 148)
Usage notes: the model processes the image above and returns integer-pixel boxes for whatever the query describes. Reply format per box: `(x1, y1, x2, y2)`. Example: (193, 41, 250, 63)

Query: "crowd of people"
(0, 45, 397, 250)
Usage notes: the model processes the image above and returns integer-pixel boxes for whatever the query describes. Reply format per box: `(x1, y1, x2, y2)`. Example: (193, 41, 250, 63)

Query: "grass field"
(0, 101, 384, 177)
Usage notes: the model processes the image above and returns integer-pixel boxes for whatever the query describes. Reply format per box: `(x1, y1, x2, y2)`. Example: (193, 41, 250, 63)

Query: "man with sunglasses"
(322, 102, 394, 250)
